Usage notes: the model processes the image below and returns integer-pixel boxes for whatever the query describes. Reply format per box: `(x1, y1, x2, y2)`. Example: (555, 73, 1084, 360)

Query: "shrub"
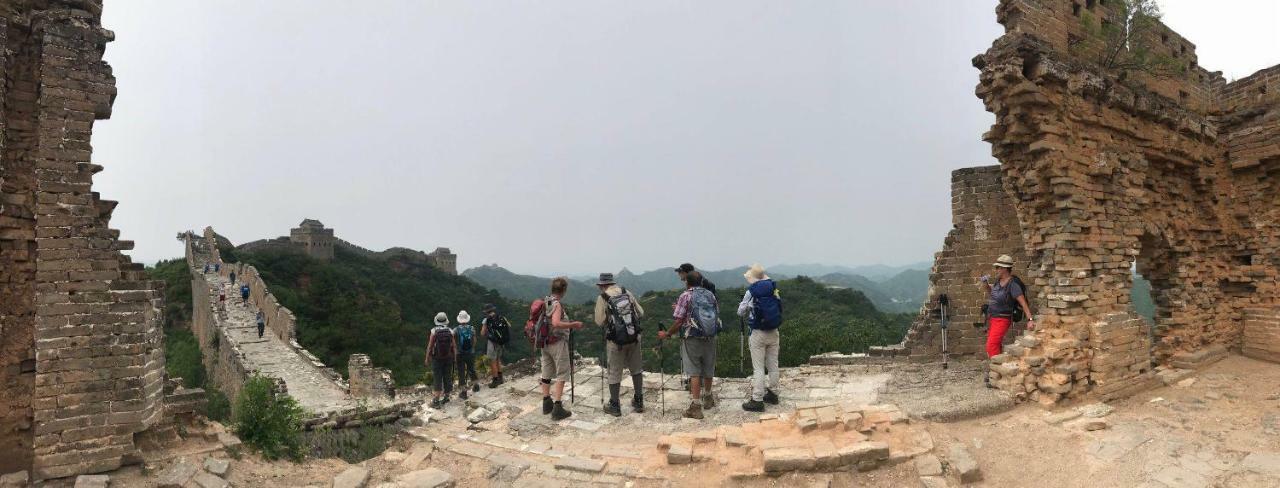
(205, 387, 232, 422)
(303, 423, 399, 463)
(233, 375, 306, 461)
(164, 327, 205, 388)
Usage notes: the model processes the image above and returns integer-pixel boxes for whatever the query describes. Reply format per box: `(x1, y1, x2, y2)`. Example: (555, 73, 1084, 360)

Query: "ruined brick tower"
(289, 218, 335, 261)
(0, 0, 183, 479)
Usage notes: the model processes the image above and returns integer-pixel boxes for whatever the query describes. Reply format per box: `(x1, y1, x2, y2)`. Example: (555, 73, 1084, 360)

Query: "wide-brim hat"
(434, 312, 449, 326)
(993, 254, 1015, 269)
(597, 272, 616, 286)
(457, 310, 471, 324)
(744, 263, 769, 284)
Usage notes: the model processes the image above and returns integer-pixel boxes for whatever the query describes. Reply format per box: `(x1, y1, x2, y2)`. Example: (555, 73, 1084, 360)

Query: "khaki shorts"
(606, 340, 644, 384)
(681, 337, 717, 378)
(487, 341, 506, 361)
(540, 340, 571, 383)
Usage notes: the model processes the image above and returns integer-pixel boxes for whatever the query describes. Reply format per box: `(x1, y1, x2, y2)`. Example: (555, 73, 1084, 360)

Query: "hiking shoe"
(442, 395, 451, 404)
(742, 400, 765, 412)
(702, 393, 716, 409)
(459, 390, 468, 400)
(472, 383, 480, 393)
(430, 398, 441, 409)
(603, 401, 622, 417)
(632, 395, 645, 413)
(488, 378, 501, 389)
(763, 389, 779, 405)
(551, 403, 572, 421)
(683, 402, 704, 420)
(542, 396, 553, 415)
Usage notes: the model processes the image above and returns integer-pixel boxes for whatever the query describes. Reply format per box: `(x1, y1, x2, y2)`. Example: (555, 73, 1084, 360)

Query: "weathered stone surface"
(838, 441, 890, 466)
(763, 447, 815, 472)
(0, 471, 29, 488)
(667, 441, 693, 465)
(554, 456, 606, 474)
(946, 445, 982, 484)
(73, 475, 109, 488)
(401, 444, 434, 470)
(914, 454, 943, 477)
(157, 458, 200, 488)
(333, 467, 370, 488)
(203, 458, 229, 477)
(396, 468, 455, 488)
(193, 471, 230, 488)
(1241, 452, 1280, 477)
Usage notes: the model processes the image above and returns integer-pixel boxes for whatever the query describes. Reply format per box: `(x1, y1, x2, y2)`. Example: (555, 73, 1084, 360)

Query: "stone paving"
(197, 264, 357, 415)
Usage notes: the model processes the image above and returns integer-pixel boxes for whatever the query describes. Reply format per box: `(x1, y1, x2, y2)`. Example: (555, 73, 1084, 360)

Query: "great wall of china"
(2, 0, 1279, 485)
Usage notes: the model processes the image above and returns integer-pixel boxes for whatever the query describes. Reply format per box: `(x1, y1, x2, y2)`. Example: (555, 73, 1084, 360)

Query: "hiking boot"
(489, 377, 501, 389)
(741, 399, 765, 412)
(763, 389, 779, 405)
(542, 396, 553, 415)
(442, 395, 451, 404)
(459, 390, 468, 400)
(631, 395, 645, 413)
(551, 402, 573, 421)
(430, 398, 442, 409)
(472, 383, 480, 393)
(603, 401, 622, 417)
(702, 393, 716, 409)
(683, 402, 704, 420)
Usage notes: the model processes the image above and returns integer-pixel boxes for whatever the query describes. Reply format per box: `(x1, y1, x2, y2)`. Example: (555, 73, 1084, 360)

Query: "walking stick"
(654, 322, 667, 417)
(569, 330, 575, 404)
(939, 294, 950, 370)
(739, 316, 746, 377)
(601, 323, 607, 410)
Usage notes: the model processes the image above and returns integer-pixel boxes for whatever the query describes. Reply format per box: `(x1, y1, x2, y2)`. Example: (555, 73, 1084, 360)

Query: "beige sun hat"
(433, 312, 449, 326)
(456, 310, 471, 324)
(993, 254, 1015, 268)
(743, 263, 769, 284)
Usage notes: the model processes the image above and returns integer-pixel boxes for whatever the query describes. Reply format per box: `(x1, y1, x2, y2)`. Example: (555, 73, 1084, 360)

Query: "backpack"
(603, 288, 641, 345)
(486, 316, 511, 345)
(428, 326, 454, 361)
(748, 279, 783, 331)
(525, 297, 561, 348)
(1010, 275, 1030, 322)
(685, 287, 721, 338)
(456, 325, 475, 354)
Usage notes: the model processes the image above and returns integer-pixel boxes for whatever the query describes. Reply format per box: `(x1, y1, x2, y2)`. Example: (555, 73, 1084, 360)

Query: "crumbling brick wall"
(876, 166, 1031, 360)
(0, 0, 173, 478)
(971, 0, 1280, 404)
(347, 354, 394, 400)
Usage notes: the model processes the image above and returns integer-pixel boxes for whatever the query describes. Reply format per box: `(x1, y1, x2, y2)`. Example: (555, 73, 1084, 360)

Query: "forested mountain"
(463, 265, 598, 305)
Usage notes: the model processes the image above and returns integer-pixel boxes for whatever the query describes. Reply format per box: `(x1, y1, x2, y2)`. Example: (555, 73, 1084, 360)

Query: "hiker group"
(424, 262, 787, 421)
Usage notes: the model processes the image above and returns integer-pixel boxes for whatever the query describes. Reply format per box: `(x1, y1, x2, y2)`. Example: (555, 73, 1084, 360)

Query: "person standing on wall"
(980, 254, 1035, 387)
(426, 312, 457, 408)
(454, 311, 480, 399)
(256, 310, 266, 338)
(229, 270, 236, 286)
(593, 272, 646, 417)
(539, 277, 583, 421)
(675, 263, 717, 296)
(480, 303, 511, 388)
(240, 283, 250, 307)
(658, 271, 720, 420)
(737, 264, 783, 412)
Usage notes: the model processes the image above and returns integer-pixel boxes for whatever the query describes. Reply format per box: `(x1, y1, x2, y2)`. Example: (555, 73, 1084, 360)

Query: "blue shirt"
(987, 278, 1024, 317)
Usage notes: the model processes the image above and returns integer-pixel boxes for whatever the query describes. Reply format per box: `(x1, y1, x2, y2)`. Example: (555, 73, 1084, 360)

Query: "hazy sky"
(94, 1, 1279, 276)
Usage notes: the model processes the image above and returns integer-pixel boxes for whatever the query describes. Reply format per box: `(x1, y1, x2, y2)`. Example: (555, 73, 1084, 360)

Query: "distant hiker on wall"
(203, 263, 210, 274)
(229, 270, 236, 286)
(426, 312, 457, 408)
(454, 311, 480, 399)
(217, 289, 226, 312)
(480, 303, 511, 388)
(675, 263, 717, 296)
(240, 283, 250, 307)
(593, 272, 646, 417)
(537, 277, 583, 421)
(979, 254, 1035, 387)
(214, 263, 220, 273)
(659, 271, 721, 419)
(256, 311, 266, 338)
(737, 264, 783, 412)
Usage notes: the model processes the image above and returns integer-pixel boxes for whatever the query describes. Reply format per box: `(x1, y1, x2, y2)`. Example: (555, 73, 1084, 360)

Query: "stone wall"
(971, 0, 1280, 404)
(0, 1, 177, 479)
(873, 166, 1031, 360)
(348, 354, 394, 400)
(1242, 308, 1280, 363)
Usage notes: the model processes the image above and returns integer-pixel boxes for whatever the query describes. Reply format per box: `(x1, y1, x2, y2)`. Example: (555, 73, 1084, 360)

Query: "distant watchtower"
(290, 219, 335, 261)
(426, 247, 457, 275)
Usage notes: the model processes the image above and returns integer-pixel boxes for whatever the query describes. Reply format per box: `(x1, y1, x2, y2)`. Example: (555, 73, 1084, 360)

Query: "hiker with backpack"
(240, 283, 250, 307)
(426, 312, 458, 408)
(256, 310, 266, 338)
(675, 263, 717, 296)
(593, 272, 646, 417)
(531, 277, 583, 421)
(980, 254, 1036, 387)
(658, 271, 720, 419)
(480, 303, 511, 388)
(454, 311, 480, 399)
(737, 264, 783, 412)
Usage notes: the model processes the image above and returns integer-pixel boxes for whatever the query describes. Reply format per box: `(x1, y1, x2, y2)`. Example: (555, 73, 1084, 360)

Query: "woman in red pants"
(981, 255, 1035, 387)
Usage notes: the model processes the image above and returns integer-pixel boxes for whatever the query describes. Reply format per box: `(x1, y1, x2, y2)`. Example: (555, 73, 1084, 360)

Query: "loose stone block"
(914, 454, 943, 477)
(332, 467, 370, 488)
(555, 456, 606, 474)
(667, 442, 693, 465)
(946, 445, 982, 484)
(157, 458, 200, 488)
(202, 457, 229, 477)
(396, 468, 455, 488)
(73, 475, 109, 488)
(192, 471, 230, 488)
(763, 447, 816, 472)
(401, 443, 434, 470)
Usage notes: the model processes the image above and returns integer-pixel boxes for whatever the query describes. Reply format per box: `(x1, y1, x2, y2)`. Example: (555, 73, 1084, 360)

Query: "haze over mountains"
(463, 262, 932, 313)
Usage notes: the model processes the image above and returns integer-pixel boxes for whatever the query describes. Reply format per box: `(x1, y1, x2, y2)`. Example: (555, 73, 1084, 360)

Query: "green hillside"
(873, 269, 930, 313)
(234, 246, 532, 386)
(463, 265, 597, 305)
(1132, 274, 1155, 321)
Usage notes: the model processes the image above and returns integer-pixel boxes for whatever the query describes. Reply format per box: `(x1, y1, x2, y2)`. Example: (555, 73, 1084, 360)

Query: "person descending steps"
(480, 303, 511, 388)
(426, 312, 457, 408)
(455, 311, 480, 399)
(533, 277, 583, 421)
(593, 272, 646, 417)
(255, 310, 266, 338)
(979, 254, 1036, 388)
(737, 264, 784, 412)
(240, 283, 250, 307)
(659, 271, 721, 420)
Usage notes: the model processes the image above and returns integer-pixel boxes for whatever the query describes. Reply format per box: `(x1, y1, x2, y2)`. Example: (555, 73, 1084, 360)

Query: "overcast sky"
(94, 0, 1279, 276)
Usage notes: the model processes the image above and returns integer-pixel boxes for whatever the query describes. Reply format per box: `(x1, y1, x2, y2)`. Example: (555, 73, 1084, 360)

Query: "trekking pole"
(654, 322, 666, 417)
(939, 294, 950, 371)
(569, 330, 575, 404)
(601, 323, 607, 410)
(739, 316, 746, 377)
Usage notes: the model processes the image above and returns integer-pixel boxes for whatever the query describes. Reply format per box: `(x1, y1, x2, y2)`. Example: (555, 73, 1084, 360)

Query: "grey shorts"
(606, 340, 644, 384)
(487, 341, 506, 361)
(540, 340, 571, 383)
(681, 337, 717, 378)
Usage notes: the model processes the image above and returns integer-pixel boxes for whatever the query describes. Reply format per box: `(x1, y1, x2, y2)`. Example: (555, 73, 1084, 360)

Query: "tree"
(1073, 0, 1184, 79)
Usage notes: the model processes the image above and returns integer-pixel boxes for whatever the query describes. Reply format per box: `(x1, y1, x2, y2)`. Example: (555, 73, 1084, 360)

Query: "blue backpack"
(456, 324, 475, 354)
(686, 287, 722, 338)
(748, 279, 783, 331)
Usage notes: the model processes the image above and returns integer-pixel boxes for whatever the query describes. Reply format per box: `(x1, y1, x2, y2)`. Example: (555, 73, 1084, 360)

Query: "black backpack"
(486, 316, 511, 345)
(603, 288, 641, 345)
(1010, 275, 1030, 322)
(428, 326, 454, 361)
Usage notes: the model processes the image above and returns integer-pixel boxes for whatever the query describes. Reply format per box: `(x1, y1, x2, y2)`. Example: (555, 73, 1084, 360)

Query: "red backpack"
(525, 297, 560, 348)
